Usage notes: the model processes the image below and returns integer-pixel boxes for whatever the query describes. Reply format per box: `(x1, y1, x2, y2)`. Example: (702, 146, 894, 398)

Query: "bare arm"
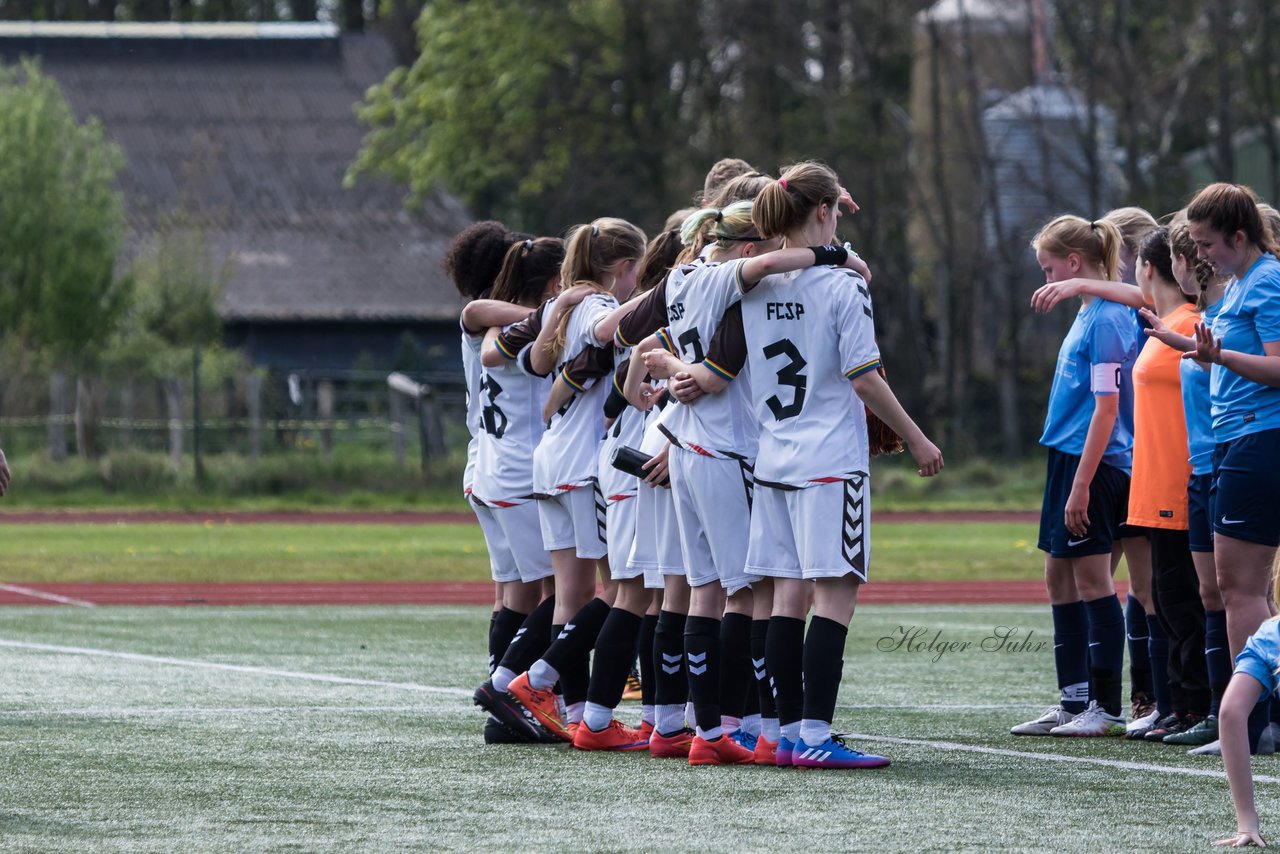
(542, 372, 576, 425)
(1031, 278, 1146, 314)
(850, 370, 943, 476)
(527, 285, 595, 376)
(461, 300, 535, 335)
(1214, 674, 1267, 848)
(1063, 394, 1118, 537)
(1190, 324, 1280, 387)
(594, 289, 651, 347)
(1138, 307, 1196, 352)
(622, 336, 668, 411)
(738, 247, 862, 294)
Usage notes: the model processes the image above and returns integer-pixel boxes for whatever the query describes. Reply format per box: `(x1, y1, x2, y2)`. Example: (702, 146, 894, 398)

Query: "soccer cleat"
(1144, 712, 1195, 742)
(1124, 708, 1162, 740)
(573, 718, 650, 752)
(1190, 723, 1280, 756)
(621, 670, 643, 702)
(1164, 715, 1217, 745)
(752, 736, 778, 766)
(792, 735, 891, 769)
(1130, 691, 1156, 722)
(639, 720, 654, 740)
(506, 672, 572, 742)
(474, 679, 549, 742)
(1011, 705, 1074, 736)
(1049, 701, 1125, 737)
(484, 715, 538, 744)
(648, 727, 694, 758)
(775, 736, 796, 768)
(689, 734, 755, 766)
(729, 728, 758, 752)
(567, 721, 580, 742)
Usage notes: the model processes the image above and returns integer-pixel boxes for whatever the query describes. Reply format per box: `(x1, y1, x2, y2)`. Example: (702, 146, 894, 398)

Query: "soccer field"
(0, 604, 1265, 852)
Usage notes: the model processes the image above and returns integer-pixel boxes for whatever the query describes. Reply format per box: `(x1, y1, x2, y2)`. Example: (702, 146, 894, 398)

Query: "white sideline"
(844, 731, 1280, 785)
(0, 705, 435, 718)
(0, 638, 471, 697)
(7, 636, 1272, 785)
(0, 584, 95, 608)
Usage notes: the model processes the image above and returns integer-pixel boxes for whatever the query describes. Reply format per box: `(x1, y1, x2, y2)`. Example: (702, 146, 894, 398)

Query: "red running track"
(0, 579, 1128, 607)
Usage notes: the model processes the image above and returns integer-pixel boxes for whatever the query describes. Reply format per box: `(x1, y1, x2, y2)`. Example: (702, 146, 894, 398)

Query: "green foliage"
(0, 59, 127, 372)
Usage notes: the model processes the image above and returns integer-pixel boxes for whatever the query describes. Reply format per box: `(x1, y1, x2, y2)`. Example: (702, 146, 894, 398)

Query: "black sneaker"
(1144, 712, 1193, 742)
(473, 679, 552, 742)
(484, 715, 538, 744)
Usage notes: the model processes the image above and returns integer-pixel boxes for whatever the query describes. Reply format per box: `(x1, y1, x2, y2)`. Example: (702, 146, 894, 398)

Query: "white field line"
(842, 703, 1034, 711)
(0, 584, 95, 608)
(844, 731, 1280, 785)
(0, 638, 471, 697)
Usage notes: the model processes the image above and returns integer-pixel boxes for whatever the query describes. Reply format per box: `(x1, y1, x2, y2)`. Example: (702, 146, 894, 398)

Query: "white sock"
(799, 718, 831, 747)
(1061, 682, 1089, 707)
(721, 715, 742, 734)
(641, 704, 655, 726)
(685, 701, 696, 727)
(491, 666, 517, 694)
(582, 702, 613, 732)
(565, 701, 585, 725)
(528, 659, 559, 691)
(741, 713, 762, 737)
(762, 717, 780, 742)
(656, 704, 685, 736)
(781, 721, 801, 744)
(697, 725, 724, 741)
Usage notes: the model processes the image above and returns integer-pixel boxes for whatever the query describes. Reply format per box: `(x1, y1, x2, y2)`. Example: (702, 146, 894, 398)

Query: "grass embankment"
(0, 448, 1044, 513)
(0, 520, 1053, 584)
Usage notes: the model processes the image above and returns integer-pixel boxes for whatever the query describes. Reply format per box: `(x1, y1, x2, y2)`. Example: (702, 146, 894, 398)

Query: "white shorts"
(537, 483, 607, 560)
(745, 477, 869, 582)
(492, 501, 553, 583)
(628, 480, 684, 576)
(668, 447, 760, 594)
(472, 496, 519, 583)
(606, 493, 640, 581)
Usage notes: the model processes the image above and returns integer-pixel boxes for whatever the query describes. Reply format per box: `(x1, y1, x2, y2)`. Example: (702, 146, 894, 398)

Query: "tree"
(0, 59, 127, 460)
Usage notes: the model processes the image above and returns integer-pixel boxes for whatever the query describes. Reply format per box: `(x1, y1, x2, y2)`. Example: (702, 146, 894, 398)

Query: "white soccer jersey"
(460, 326, 484, 494)
(472, 321, 552, 506)
(656, 260, 758, 459)
(532, 292, 618, 495)
(597, 366, 645, 504)
(741, 265, 880, 488)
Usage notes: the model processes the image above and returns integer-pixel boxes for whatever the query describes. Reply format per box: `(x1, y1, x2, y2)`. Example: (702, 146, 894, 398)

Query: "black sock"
(496, 595, 555, 675)
(751, 619, 776, 722)
(801, 616, 848, 730)
(719, 612, 752, 721)
(653, 610, 688, 707)
(489, 607, 527, 676)
(638, 613, 658, 707)
(1085, 595, 1125, 717)
(766, 615, 805, 728)
(543, 598, 611, 705)
(586, 608, 644, 710)
(685, 615, 722, 734)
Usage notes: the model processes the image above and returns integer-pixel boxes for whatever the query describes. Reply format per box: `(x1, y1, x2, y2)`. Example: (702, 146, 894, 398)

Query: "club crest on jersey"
(766, 301, 805, 320)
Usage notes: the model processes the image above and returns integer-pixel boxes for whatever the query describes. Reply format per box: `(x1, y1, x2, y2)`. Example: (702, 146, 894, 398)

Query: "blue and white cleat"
(792, 735, 891, 769)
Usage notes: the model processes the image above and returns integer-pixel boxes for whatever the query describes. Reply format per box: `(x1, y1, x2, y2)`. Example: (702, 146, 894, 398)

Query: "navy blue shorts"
(1187, 472, 1214, 554)
(1212, 428, 1280, 547)
(1038, 448, 1130, 558)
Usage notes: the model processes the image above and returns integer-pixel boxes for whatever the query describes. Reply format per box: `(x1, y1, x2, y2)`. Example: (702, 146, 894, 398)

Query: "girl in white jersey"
(686, 162, 942, 769)
(505, 217, 648, 741)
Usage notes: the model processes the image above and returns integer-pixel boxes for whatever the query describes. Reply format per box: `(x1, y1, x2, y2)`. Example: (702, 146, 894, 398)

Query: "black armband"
(809, 245, 848, 267)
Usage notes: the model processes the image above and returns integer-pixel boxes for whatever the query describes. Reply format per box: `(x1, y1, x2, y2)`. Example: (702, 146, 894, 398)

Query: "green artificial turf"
(0, 604, 1255, 852)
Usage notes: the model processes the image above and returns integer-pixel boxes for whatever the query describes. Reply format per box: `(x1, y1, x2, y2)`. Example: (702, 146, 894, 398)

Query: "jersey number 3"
(763, 338, 807, 420)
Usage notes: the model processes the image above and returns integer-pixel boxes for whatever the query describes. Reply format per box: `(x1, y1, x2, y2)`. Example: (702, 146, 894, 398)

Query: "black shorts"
(1187, 472, 1214, 554)
(1038, 448, 1130, 558)
(1212, 428, 1280, 547)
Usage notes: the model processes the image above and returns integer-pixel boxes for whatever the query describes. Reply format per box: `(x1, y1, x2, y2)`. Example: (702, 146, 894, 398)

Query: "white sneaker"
(1125, 708, 1160, 734)
(1050, 701, 1125, 737)
(1011, 705, 1074, 736)
(1190, 723, 1280, 756)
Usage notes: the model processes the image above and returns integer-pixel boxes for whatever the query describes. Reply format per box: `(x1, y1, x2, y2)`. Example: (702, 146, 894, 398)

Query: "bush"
(100, 450, 176, 492)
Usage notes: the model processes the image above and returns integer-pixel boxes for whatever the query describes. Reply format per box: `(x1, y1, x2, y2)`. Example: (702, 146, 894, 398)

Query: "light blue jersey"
(1235, 615, 1280, 700)
(1039, 298, 1142, 473)
(1210, 254, 1280, 442)
(1181, 301, 1219, 476)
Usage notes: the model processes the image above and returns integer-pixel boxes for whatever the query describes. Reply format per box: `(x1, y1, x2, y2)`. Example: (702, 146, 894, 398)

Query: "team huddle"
(456, 158, 940, 771)
(450, 155, 1280, 839)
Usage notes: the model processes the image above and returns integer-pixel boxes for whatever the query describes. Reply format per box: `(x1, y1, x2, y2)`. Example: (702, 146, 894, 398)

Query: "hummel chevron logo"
(687, 652, 706, 663)
(687, 651, 708, 676)
(662, 652, 682, 675)
(752, 657, 766, 681)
